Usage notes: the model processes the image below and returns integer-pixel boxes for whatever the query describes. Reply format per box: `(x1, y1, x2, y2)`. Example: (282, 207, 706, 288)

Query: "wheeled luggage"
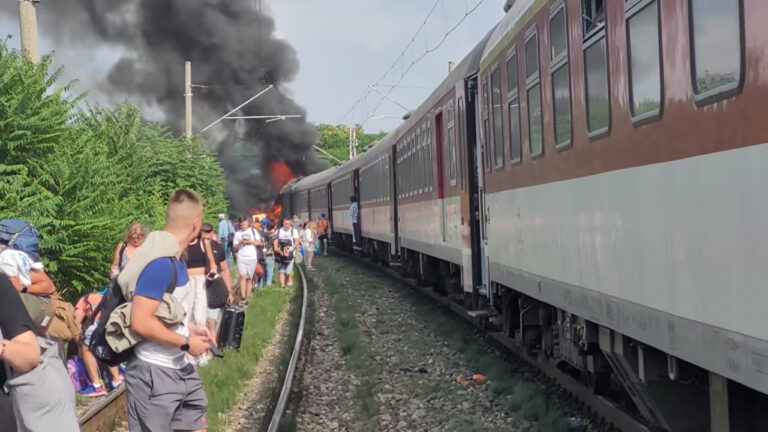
(217, 305, 245, 351)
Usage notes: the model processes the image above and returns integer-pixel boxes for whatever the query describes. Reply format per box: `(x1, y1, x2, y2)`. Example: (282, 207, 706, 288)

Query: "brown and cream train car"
(477, 0, 768, 430)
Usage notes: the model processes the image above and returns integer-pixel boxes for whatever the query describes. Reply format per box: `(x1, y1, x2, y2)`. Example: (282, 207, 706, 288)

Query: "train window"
(690, 0, 741, 100)
(491, 66, 504, 168)
(482, 81, 491, 171)
(509, 100, 521, 162)
(457, 97, 467, 191)
(506, 52, 518, 99)
(448, 104, 457, 186)
(627, 0, 661, 121)
(525, 30, 543, 158)
(427, 122, 433, 192)
(582, 0, 605, 37)
(550, 4, 571, 147)
(584, 34, 610, 135)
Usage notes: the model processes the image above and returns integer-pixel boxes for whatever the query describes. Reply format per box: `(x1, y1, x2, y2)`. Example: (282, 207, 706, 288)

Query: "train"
(278, 1, 768, 430)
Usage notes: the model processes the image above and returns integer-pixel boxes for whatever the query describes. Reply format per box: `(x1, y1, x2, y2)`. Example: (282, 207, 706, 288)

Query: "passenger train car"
(280, 1, 768, 430)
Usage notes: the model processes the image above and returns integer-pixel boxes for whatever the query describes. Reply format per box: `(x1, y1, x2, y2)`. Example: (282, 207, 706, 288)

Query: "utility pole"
(348, 126, 358, 159)
(18, 0, 39, 64)
(184, 61, 192, 139)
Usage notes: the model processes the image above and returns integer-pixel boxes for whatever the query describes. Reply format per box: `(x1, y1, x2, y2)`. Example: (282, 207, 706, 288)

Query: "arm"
(0, 330, 40, 373)
(131, 296, 211, 355)
(219, 258, 233, 303)
(203, 240, 217, 274)
(110, 243, 122, 277)
(26, 270, 56, 296)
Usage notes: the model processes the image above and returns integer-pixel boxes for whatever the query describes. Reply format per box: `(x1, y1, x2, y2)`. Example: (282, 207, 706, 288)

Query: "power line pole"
(348, 126, 357, 160)
(184, 61, 192, 139)
(18, 0, 39, 64)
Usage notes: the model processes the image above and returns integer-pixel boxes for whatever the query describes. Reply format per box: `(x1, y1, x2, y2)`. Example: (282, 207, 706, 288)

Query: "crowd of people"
(0, 189, 335, 431)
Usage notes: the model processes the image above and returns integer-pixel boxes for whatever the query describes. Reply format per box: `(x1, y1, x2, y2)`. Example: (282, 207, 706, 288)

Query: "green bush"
(0, 43, 228, 299)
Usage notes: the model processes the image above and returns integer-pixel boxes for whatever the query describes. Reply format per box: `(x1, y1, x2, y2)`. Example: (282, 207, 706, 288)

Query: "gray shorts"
(278, 258, 294, 274)
(126, 358, 208, 432)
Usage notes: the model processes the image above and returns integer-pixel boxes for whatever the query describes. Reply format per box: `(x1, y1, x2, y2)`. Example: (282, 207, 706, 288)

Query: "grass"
(199, 285, 291, 432)
(321, 267, 380, 426)
(335, 255, 571, 432)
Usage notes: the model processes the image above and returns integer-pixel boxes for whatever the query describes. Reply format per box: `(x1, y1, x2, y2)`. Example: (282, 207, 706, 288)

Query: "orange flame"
(269, 203, 283, 222)
(269, 160, 294, 192)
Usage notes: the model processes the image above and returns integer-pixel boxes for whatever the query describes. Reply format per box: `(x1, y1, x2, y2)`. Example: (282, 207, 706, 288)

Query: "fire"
(269, 160, 294, 191)
(269, 203, 283, 222)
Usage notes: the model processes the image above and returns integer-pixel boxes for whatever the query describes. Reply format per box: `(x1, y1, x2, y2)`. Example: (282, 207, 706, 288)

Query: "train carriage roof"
(480, 0, 545, 70)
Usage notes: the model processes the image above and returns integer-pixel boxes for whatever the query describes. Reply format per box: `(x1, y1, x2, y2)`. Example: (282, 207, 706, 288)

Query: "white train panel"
(361, 205, 393, 245)
(399, 197, 463, 265)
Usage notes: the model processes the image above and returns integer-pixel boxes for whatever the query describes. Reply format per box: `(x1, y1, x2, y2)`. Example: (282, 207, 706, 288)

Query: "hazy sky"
(0, 1, 505, 133)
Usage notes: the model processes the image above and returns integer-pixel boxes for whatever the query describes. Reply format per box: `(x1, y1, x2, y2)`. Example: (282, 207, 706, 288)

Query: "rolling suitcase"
(217, 305, 245, 351)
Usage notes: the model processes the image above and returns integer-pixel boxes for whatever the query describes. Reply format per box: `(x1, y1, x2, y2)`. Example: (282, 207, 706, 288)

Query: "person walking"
(0, 273, 79, 432)
(200, 223, 233, 346)
(75, 291, 123, 396)
(233, 217, 262, 303)
(217, 214, 235, 265)
(349, 196, 361, 249)
(301, 221, 317, 270)
(111, 221, 149, 279)
(275, 219, 299, 288)
(257, 220, 276, 289)
(126, 189, 212, 432)
(316, 213, 329, 256)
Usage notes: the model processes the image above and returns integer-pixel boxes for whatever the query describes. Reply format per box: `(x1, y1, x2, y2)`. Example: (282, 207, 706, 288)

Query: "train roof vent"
(504, 0, 517, 13)
(402, 111, 413, 120)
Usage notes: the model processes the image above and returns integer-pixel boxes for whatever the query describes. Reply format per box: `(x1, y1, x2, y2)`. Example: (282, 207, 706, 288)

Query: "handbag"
(203, 240, 229, 309)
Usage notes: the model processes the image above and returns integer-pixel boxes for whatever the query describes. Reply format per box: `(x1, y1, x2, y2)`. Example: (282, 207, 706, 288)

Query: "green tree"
(0, 43, 229, 299)
(315, 124, 387, 165)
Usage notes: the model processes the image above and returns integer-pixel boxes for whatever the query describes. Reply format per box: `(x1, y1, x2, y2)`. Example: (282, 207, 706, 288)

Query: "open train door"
(466, 75, 489, 310)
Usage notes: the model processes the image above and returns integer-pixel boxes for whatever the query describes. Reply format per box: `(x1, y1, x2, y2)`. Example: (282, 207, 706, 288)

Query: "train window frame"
(583, 22, 611, 139)
(490, 64, 505, 169)
(550, 2, 572, 150)
(582, 0, 606, 40)
(506, 49, 522, 165)
(688, 0, 744, 106)
(625, 0, 664, 126)
(427, 122, 433, 193)
(525, 28, 544, 160)
(447, 102, 458, 187)
(457, 97, 467, 191)
(482, 79, 492, 171)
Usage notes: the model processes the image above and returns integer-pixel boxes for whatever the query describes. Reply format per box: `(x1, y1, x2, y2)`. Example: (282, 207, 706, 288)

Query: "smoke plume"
(1, 1, 324, 211)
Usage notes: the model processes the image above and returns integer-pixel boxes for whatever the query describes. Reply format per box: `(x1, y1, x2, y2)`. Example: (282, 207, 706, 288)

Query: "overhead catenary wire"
(338, 0, 487, 127)
(200, 85, 273, 133)
(361, 0, 487, 126)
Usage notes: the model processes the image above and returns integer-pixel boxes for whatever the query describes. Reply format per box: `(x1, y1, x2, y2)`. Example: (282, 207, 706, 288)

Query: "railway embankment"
(292, 255, 553, 431)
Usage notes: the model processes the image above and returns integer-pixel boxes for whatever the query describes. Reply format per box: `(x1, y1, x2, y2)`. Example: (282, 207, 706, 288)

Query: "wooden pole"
(19, 0, 39, 64)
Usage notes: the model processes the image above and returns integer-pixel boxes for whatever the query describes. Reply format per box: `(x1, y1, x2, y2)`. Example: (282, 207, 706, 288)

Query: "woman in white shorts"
(233, 217, 262, 303)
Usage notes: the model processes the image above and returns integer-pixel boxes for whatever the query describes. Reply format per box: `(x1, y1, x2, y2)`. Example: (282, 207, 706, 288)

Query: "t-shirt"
(349, 202, 359, 223)
(277, 227, 298, 243)
(0, 274, 36, 387)
(233, 228, 262, 260)
(133, 257, 192, 369)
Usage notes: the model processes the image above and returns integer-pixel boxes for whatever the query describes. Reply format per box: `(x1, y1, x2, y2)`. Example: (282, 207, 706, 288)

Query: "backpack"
(0, 219, 40, 262)
(88, 260, 177, 367)
(19, 292, 80, 341)
(67, 357, 90, 392)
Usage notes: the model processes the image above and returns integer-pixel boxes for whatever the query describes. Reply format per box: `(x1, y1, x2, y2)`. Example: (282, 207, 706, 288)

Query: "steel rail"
(78, 386, 126, 431)
(267, 264, 309, 432)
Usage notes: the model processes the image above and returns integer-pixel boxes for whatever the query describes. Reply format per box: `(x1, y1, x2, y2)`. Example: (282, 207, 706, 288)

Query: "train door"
(466, 75, 489, 308)
(434, 112, 446, 242)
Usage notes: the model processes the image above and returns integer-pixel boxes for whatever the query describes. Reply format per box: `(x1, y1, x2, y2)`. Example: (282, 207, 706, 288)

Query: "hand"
(188, 336, 210, 357)
(227, 291, 234, 305)
(0, 339, 7, 359)
(189, 324, 211, 339)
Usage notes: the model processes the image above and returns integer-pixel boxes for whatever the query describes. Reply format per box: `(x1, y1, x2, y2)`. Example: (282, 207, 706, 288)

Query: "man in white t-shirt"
(233, 217, 262, 303)
(274, 219, 299, 288)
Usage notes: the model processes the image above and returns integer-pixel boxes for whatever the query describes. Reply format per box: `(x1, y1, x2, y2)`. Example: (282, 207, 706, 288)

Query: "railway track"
(336, 249, 653, 432)
(79, 267, 309, 432)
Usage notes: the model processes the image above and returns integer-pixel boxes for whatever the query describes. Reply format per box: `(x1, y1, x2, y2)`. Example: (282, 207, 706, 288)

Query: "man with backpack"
(316, 213, 329, 256)
(124, 190, 213, 431)
(275, 218, 299, 288)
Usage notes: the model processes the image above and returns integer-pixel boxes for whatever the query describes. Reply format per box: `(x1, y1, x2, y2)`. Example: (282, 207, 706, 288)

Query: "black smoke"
(1, 0, 324, 211)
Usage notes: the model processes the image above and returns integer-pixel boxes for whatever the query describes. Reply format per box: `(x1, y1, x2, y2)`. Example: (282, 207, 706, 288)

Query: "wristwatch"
(180, 336, 190, 352)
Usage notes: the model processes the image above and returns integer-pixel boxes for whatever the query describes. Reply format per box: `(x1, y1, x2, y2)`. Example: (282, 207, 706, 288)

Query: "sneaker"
(111, 379, 124, 390)
(80, 384, 107, 397)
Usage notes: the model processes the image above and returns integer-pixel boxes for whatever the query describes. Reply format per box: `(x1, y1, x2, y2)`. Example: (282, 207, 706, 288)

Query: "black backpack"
(88, 259, 177, 366)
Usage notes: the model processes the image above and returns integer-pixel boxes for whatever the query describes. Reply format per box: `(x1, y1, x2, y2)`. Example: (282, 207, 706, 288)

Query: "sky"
(0, 0, 505, 133)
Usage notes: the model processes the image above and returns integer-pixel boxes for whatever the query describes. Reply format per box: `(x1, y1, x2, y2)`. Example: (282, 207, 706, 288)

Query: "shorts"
(278, 258, 294, 274)
(318, 233, 328, 241)
(126, 358, 208, 432)
(206, 307, 221, 321)
(236, 256, 258, 279)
